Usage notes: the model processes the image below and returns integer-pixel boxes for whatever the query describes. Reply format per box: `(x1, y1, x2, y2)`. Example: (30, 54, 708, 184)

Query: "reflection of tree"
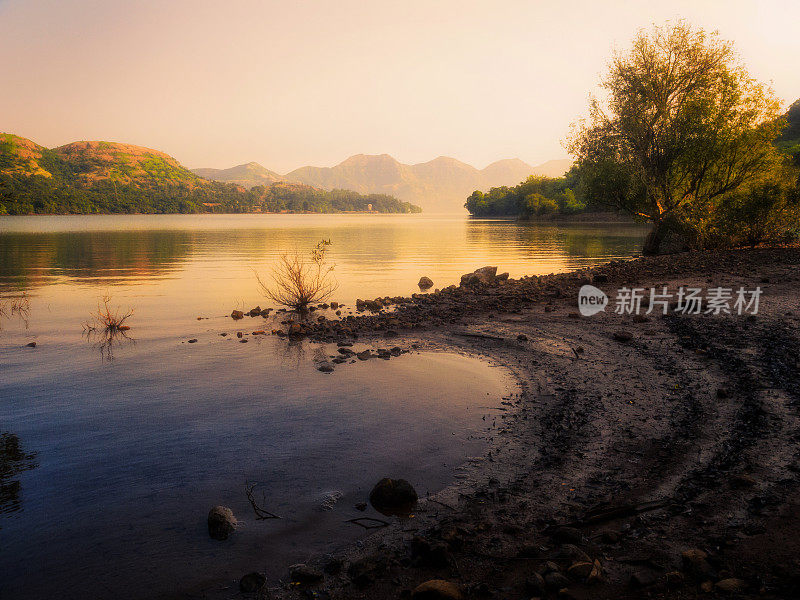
(83, 326, 135, 362)
(0, 432, 38, 521)
(0, 231, 193, 292)
(465, 221, 647, 261)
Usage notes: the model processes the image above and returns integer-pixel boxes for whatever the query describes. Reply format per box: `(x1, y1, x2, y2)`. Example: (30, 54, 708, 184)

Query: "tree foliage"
(569, 21, 790, 253)
(464, 172, 591, 218)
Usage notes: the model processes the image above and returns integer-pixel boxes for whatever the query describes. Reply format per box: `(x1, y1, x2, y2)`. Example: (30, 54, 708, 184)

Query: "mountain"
(282, 154, 573, 212)
(529, 158, 573, 178)
(191, 162, 283, 189)
(0, 135, 419, 215)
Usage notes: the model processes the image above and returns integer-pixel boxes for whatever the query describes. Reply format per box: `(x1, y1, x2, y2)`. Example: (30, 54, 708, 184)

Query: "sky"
(1, 0, 798, 173)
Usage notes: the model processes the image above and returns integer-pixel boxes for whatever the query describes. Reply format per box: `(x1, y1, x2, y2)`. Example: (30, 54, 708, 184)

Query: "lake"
(0, 214, 646, 599)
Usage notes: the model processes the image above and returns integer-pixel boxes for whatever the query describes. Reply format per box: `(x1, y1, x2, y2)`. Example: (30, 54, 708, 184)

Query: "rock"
(356, 350, 372, 361)
(588, 559, 604, 584)
(629, 568, 658, 588)
(237, 331, 244, 338)
(556, 543, 591, 563)
(249, 306, 261, 317)
(231, 310, 244, 320)
(681, 548, 713, 578)
(517, 334, 528, 341)
(544, 572, 570, 591)
(318, 363, 334, 373)
(613, 330, 633, 343)
(700, 580, 714, 593)
(188, 339, 198, 343)
(473, 266, 498, 283)
(665, 571, 685, 588)
(289, 323, 302, 336)
(347, 556, 386, 586)
(411, 536, 451, 568)
(330, 302, 339, 309)
(369, 477, 418, 515)
(567, 561, 593, 580)
(525, 572, 546, 595)
(25, 341, 36, 348)
(496, 272, 509, 282)
(715, 578, 747, 593)
(207, 505, 237, 540)
(239, 572, 266, 593)
(289, 563, 324, 584)
(418, 276, 434, 289)
(411, 580, 463, 600)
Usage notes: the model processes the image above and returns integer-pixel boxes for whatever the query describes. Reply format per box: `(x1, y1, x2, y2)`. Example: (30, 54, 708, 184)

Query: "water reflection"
(0, 432, 38, 521)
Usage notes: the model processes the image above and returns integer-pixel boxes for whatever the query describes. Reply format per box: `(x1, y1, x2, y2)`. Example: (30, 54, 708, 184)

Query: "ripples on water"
(0, 214, 646, 599)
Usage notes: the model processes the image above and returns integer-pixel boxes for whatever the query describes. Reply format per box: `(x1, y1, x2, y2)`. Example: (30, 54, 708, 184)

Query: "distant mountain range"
(192, 155, 572, 212)
(0, 135, 420, 215)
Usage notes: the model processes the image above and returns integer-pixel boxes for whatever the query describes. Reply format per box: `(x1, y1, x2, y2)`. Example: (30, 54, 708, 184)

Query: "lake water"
(0, 214, 646, 599)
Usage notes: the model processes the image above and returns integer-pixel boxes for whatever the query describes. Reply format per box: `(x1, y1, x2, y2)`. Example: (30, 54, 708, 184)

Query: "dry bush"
(256, 240, 338, 310)
(0, 292, 30, 328)
(83, 294, 133, 332)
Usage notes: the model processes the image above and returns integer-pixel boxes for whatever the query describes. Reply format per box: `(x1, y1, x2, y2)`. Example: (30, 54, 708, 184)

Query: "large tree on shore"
(570, 22, 784, 254)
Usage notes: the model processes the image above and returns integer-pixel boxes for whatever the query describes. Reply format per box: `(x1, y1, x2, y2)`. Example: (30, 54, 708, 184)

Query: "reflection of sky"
(0, 214, 647, 339)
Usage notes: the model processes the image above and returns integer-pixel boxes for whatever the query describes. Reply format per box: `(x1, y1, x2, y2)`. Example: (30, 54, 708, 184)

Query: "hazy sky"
(1, 0, 798, 172)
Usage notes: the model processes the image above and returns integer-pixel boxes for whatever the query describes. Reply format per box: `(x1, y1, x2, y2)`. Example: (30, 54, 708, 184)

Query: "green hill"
(191, 162, 283, 188)
(0, 135, 420, 215)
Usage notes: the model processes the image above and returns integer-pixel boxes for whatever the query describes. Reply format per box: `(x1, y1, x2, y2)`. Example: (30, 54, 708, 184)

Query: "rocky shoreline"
(223, 246, 800, 600)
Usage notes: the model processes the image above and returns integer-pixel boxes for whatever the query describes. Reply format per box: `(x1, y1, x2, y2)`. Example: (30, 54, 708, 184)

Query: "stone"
(356, 350, 372, 361)
(188, 339, 198, 343)
(207, 505, 237, 540)
(525, 572, 546, 595)
(369, 477, 418, 515)
(289, 323, 302, 336)
(613, 330, 633, 343)
(556, 543, 591, 563)
(318, 363, 334, 373)
(25, 341, 36, 347)
(473, 266, 498, 284)
(411, 580, 463, 600)
(418, 276, 434, 289)
(330, 302, 339, 309)
(411, 536, 451, 568)
(517, 334, 528, 341)
(544, 572, 570, 590)
(239, 572, 266, 593)
(681, 548, 713, 578)
(567, 561, 593, 580)
(249, 306, 261, 317)
(231, 310, 244, 319)
(289, 563, 323, 584)
(715, 578, 747, 593)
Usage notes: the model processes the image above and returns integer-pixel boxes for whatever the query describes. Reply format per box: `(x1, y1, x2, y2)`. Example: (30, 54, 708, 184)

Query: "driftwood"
(454, 332, 505, 341)
(565, 498, 671, 527)
(245, 482, 281, 520)
(346, 517, 390, 529)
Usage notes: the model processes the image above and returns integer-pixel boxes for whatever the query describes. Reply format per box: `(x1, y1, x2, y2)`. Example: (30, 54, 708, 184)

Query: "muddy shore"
(231, 246, 800, 600)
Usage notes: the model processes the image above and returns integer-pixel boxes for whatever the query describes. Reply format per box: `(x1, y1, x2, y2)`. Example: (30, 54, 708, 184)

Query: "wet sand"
(244, 246, 800, 600)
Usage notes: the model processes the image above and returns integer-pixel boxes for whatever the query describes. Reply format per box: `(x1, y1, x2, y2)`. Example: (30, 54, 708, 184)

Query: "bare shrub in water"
(256, 240, 338, 311)
(83, 294, 133, 332)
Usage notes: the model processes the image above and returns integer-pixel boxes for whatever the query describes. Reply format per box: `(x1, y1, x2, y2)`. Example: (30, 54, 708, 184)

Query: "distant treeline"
(464, 170, 606, 218)
(0, 141, 421, 215)
(0, 175, 421, 215)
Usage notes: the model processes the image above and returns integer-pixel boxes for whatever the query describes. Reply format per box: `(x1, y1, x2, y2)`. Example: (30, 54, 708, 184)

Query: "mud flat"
(242, 245, 800, 600)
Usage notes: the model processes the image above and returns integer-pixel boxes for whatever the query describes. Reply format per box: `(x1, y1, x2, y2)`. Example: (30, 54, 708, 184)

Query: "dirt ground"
(256, 246, 800, 600)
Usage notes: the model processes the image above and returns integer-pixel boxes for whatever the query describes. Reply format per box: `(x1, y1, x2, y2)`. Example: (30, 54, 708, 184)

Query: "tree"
(570, 22, 784, 254)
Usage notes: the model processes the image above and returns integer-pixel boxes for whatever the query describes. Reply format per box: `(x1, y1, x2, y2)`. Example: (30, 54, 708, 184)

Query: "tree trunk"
(642, 220, 664, 255)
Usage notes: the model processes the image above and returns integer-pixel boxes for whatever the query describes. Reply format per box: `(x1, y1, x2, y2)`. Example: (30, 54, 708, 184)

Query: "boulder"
(239, 572, 266, 593)
(369, 477, 418, 515)
(289, 563, 324, 584)
(231, 310, 244, 320)
(473, 266, 498, 283)
(207, 505, 237, 540)
(418, 276, 434, 289)
(411, 580, 463, 600)
(715, 578, 747, 593)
